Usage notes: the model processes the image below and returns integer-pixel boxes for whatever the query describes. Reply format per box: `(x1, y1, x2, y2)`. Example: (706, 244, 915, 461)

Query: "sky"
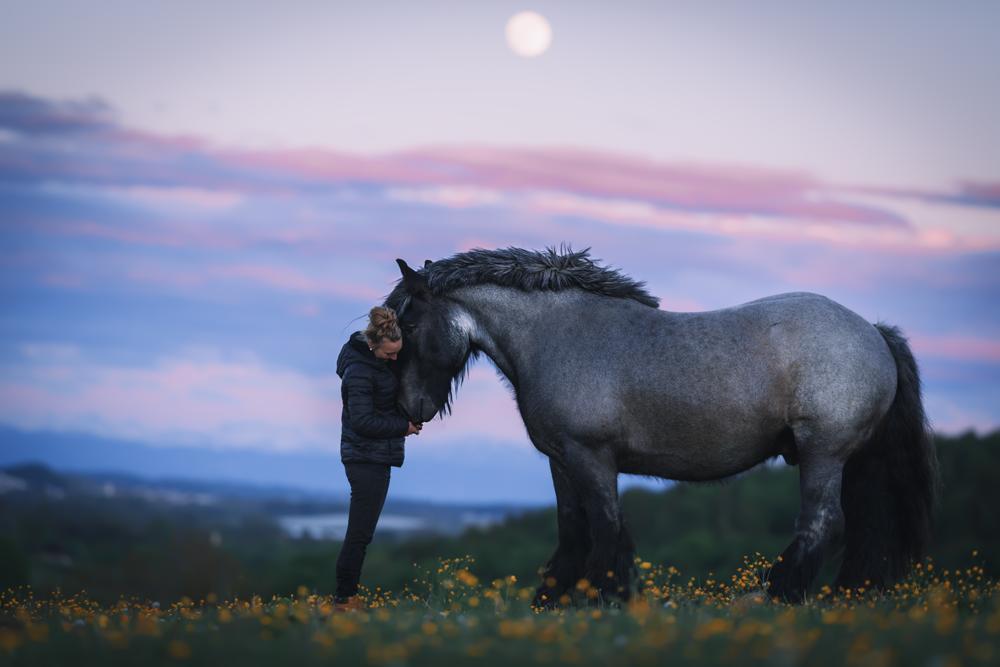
(1, 1, 998, 503)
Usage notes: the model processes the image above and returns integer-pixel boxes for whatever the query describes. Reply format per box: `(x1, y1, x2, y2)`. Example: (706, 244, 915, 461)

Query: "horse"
(382, 246, 939, 606)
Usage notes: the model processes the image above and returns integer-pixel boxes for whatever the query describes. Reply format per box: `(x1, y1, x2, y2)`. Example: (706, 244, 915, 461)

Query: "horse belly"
(618, 415, 783, 481)
(617, 360, 790, 481)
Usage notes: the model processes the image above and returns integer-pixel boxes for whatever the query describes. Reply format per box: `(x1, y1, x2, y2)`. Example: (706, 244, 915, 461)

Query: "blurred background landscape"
(1, 430, 996, 604)
(1, 1, 998, 607)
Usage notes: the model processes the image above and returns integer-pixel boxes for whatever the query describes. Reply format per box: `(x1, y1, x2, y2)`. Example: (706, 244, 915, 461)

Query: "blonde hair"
(364, 306, 402, 347)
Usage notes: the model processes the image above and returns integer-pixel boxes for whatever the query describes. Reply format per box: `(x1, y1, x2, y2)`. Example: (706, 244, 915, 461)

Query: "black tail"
(835, 322, 940, 591)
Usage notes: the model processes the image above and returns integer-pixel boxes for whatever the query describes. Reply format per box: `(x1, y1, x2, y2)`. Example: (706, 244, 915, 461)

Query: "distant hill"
(0, 461, 537, 536)
(0, 423, 559, 504)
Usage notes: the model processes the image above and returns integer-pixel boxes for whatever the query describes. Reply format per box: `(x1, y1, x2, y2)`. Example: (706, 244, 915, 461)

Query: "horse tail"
(835, 322, 940, 591)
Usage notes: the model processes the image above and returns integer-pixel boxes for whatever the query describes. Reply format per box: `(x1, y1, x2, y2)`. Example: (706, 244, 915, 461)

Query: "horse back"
(529, 291, 896, 479)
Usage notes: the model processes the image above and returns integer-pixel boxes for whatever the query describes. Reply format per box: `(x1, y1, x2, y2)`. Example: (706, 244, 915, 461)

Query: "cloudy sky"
(1, 1, 998, 502)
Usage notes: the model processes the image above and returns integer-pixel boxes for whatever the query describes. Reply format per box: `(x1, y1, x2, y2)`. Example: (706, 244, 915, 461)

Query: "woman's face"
(371, 337, 402, 361)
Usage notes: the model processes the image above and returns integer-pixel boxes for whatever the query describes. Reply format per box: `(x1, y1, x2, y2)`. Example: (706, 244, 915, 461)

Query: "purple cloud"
(0, 90, 929, 228)
(0, 91, 115, 135)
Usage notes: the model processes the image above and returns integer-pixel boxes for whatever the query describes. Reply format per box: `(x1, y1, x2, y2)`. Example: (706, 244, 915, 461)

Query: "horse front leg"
(564, 443, 636, 607)
(580, 489, 635, 606)
(613, 506, 639, 601)
(532, 458, 590, 609)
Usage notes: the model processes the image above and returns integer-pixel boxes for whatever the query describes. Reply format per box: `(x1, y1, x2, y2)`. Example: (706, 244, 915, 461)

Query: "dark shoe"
(332, 595, 365, 612)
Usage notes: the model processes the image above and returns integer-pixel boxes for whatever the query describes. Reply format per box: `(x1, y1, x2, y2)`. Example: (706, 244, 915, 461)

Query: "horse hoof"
(764, 582, 806, 604)
(531, 589, 562, 610)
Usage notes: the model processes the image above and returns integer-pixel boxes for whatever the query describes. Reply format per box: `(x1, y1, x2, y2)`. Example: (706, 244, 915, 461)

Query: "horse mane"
(381, 244, 658, 418)
(383, 244, 660, 311)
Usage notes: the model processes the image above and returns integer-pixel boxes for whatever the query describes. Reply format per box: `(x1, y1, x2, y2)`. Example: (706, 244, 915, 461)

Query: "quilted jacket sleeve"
(343, 367, 410, 439)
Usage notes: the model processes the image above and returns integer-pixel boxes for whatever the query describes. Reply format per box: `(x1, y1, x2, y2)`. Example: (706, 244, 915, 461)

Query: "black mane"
(383, 244, 659, 311)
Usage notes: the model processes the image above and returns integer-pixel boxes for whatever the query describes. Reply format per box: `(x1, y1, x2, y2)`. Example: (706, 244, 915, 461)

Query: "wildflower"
(456, 570, 478, 587)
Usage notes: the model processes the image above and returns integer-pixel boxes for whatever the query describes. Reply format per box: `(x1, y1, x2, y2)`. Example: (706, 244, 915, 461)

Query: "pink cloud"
(509, 190, 922, 251)
(911, 334, 1000, 364)
(387, 185, 504, 208)
(389, 146, 906, 226)
(421, 364, 531, 447)
(839, 179, 1000, 211)
(117, 261, 382, 301)
(959, 180, 1000, 205)
(1, 92, 914, 227)
(216, 143, 905, 228)
(102, 185, 246, 211)
(923, 393, 999, 436)
(7, 90, 1000, 256)
(209, 263, 382, 301)
(0, 344, 342, 452)
(0, 344, 533, 454)
(41, 219, 218, 249)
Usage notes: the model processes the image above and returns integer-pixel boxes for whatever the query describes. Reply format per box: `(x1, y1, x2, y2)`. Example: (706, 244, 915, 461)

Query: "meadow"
(2, 432, 998, 665)
(2, 552, 997, 666)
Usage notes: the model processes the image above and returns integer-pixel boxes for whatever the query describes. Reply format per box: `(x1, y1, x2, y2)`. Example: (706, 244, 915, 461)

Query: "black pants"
(335, 462, 391, 599)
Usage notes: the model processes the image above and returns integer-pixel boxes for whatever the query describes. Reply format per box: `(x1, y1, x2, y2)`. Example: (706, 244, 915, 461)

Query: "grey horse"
(383, 246, 938, 605)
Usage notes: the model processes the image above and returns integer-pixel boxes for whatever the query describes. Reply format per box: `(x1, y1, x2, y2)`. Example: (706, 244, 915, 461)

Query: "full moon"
(505, 11, 552, 58)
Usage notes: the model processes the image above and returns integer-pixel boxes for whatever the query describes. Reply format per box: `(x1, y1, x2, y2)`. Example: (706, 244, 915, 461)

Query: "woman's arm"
(343, 367, 410, 439)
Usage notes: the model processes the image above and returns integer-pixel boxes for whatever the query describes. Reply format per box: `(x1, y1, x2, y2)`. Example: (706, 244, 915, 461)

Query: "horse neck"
(447, 284, 547, 387)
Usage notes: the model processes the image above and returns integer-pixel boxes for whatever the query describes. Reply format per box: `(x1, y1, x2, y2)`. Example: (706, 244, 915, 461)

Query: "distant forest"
(1, 430, 996, 604)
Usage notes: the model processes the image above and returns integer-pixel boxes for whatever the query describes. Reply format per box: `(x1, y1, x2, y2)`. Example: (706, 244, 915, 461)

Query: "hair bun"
(365, 306, 402, 345)
(370, 306, 396, 328)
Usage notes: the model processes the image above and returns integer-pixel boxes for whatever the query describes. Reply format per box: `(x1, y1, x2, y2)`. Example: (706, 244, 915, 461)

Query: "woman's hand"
(406, 421, 423, 436)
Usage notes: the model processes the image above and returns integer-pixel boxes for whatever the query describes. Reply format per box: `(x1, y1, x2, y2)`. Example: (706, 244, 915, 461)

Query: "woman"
(333, 306, 422, 610)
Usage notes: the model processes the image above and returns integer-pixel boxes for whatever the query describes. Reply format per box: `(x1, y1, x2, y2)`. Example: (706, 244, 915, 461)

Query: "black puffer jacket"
(336, 331, 409, 467)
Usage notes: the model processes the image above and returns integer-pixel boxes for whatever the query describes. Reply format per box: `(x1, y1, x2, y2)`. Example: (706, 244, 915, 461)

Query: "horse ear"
(424, 259, 432, 268)
(396, 258, 430, 298)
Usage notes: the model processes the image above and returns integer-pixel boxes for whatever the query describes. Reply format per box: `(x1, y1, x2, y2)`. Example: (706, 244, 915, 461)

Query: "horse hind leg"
(766, 449, 847, 603)
(614, 506, 639, 600)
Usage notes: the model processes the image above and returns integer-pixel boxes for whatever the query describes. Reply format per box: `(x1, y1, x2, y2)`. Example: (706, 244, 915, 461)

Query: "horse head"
(391, 258, 475, 423)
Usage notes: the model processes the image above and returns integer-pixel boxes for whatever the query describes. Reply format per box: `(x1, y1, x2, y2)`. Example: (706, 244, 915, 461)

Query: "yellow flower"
(456, 569, 479, 587)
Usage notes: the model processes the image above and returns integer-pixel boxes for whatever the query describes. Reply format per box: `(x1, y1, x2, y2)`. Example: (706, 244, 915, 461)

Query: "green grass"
(1, 553, 997, 666)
